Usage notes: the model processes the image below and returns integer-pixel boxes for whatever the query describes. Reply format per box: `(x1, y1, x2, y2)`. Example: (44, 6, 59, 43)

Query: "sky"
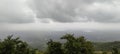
(0, 0, 120, 33)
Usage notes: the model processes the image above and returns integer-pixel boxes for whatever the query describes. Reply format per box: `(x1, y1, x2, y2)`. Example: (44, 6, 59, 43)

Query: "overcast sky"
(0, 0, 120, 31)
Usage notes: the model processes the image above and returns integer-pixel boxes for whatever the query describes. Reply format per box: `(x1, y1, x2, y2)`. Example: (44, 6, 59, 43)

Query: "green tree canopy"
(112, 47, 119, 54)
(45, 39, 63, 54)
(46, 34, 94, 54)
(0, 35, 36, 54)
(61, 34, 94, 54)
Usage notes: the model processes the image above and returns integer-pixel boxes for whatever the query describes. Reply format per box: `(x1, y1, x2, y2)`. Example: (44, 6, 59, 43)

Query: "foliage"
(2, 34, 119, 54)
(94, 41, 120, 51)
(46, 34, 94, 54)
(102, 51, 107, 54)
(45, 39, 63, 54)
(112, 47, 119, 54)
(0, 35, 36, 54)
(61, 34, 94, 54)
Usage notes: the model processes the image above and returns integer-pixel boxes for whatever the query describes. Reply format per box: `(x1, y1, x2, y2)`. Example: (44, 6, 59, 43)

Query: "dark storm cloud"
(31, 0, 120, 23)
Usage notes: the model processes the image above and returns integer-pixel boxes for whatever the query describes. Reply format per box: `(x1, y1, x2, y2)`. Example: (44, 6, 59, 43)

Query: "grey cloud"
(31, 0, 120, 23)
(0, 0, 34, 23)
(0, 14, 34, 23)
(79, 10, 118, 23)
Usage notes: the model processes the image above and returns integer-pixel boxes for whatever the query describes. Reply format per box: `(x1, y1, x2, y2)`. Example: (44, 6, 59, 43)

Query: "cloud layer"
(0, 0, 120, 23)
(31, 0, 120, 23)
(0, 0, 34, 23)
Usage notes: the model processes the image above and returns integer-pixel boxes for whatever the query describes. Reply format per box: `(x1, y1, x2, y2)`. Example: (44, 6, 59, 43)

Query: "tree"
(61, 34, 94, 54)
(0, 35, 36, 54)
(102, 51, 107, 54)
(45, 39, 63, 54)
(112, 47, 119, 54)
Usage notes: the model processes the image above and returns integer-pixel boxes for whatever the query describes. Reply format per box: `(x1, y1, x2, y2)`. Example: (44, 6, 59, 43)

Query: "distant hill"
(93, 41, 120, 51)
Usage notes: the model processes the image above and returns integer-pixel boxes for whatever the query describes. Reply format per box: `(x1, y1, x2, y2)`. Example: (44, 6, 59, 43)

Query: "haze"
(0, 0, 120, 43)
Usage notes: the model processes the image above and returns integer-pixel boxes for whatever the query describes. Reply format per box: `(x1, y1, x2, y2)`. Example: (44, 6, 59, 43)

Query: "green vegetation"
(0, 34, 119, 54)
(45, 34, 94, 54)
(61, 34, 94, 54)
(94, 41, 120, 51)
(45, 39, 63, 54)
(0, 35, 37, 54)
